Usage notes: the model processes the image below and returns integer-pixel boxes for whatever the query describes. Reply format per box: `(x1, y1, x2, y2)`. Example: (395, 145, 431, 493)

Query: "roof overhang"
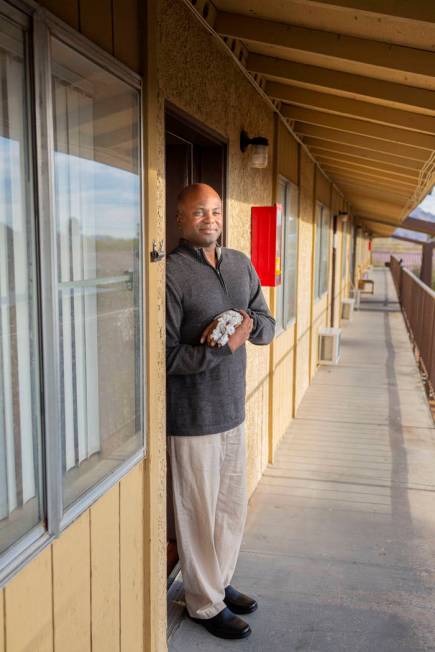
(186, 0, 435, 232)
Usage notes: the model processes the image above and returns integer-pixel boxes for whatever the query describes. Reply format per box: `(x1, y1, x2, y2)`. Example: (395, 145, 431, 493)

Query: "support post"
(420, 242, 434, 289)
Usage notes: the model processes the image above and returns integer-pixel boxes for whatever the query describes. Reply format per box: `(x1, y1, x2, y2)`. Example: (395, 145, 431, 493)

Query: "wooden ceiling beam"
(313, 151, 420, 179)
(295, 124, 429, 161)
(334, 179, 410, 198)
(338, 189, 410, 207)
(320, 162, 417, 187)
(248, 54, 435, 114)
(332, 185, 410, 205)
(216, 12, 434, 79)
(304, 138, 422, 170)
(355, 214, 403, 228)
(391, 235, 425, 244)
(268, 83, 435, 133)
(305, 1, 435, 23)
(336, 176, 410, 192)
(343, 195, 405, 215)
(282, 106, 435, 149)
(331, 180, 412, 201)
(402, 216, 435, 236)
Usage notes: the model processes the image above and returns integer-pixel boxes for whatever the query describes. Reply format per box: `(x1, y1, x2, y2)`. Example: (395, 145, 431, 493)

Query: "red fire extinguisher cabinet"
(251, 204, 283, 287)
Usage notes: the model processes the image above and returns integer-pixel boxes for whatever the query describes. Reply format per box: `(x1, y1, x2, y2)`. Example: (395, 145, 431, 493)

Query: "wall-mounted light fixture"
(337, 210, 350, 222)
(240, 130, 269, 169)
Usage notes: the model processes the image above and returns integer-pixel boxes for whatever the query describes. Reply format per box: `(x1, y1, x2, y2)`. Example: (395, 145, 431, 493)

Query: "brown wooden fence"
(390, 255, 435, 399)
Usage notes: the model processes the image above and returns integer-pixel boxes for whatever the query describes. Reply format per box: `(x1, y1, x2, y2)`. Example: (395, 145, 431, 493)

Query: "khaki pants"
(168, 423, 247, 619)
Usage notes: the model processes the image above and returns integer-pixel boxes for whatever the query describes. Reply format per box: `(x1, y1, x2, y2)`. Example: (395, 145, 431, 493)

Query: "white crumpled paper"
(209, 309, 243, 347)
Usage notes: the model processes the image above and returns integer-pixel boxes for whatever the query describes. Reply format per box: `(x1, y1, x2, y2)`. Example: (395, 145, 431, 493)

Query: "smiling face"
(176, 184, 223, 248)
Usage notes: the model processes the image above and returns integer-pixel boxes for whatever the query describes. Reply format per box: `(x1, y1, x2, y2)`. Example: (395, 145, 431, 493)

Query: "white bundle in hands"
(210, 310, 243, 347)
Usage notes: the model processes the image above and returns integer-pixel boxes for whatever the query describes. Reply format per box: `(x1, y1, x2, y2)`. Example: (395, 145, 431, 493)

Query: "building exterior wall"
(2, 465, 148, 652)
(295, 148, 315, 410)
(0, 1, 167, 651)
(330, 189, 344, 329)
(158, 0, 274, 493)
(39, 0, 142, 73)
(310, 170, 332, 379)
(0, 1, 357, 650)
(268, 120, 298, 459)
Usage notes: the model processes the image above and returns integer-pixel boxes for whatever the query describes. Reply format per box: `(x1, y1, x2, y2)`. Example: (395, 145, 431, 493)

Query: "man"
(166, 183, 275, 640)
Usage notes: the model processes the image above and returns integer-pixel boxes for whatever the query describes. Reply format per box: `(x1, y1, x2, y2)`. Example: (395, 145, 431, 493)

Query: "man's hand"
(227, 310, 253, 352)
(200, 319, 220, 346)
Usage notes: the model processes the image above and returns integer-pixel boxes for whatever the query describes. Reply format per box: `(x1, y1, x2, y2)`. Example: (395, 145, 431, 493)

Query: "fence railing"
(390, 255, 435, 398)
(373, 251, 421, 269)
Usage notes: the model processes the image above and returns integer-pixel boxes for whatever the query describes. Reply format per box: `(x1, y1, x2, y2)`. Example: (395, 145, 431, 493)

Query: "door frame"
(164, 101, 229, 245)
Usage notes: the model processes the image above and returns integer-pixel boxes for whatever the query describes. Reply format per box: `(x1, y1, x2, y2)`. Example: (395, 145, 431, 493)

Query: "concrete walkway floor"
(168, 269, 435, 652)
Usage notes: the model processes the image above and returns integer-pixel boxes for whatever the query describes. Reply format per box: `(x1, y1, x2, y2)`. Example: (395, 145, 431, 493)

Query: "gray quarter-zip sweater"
(166, 240, 275, 436)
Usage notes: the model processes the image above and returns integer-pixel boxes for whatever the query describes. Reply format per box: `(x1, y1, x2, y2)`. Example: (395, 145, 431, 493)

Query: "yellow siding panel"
(52, 513, 91, 652)
(295, 329, 310, 410)
(79, 0, 113, 54)
(270, 326, 295, 456)
(277, 121, 298, 185)
(296, 148, 315, 409)
(120, 463, 144, 652)
(315, 171, 331, 207)
(38, 0, 79, 29)
(91, 485, 120, 652)
(311, 295, 328, 379)
(1, 590, 4, 652)
(113, 0, 141, 73)
(5, 547, 53, 652)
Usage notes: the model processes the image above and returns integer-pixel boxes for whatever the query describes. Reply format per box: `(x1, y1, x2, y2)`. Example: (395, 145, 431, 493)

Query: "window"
(314, 202, 330, 299)
(0, 14, 43, 557)
(341, 221, 349, 280)
(276, 178, 299, 331)
(51, 38, 142, 507)
(0, 5, 143, 582)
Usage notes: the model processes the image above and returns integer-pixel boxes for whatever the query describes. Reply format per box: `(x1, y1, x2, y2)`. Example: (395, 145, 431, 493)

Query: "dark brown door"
(165, 107, 227, 581)
(165, 107, 227, 255)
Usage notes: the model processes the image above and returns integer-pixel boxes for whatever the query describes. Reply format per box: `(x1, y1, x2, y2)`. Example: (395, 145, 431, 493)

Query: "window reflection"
(0, 25, 42, 554)
(51, 39, 142, 508)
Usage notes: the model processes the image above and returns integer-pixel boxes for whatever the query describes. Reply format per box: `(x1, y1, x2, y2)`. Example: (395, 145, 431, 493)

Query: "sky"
(1, 136, 140, 240)
(410, 184, 435, 222)
(393, 185, 435, 242)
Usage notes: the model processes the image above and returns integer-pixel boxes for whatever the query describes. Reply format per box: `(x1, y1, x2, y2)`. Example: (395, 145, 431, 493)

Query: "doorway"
(165, 105, 227, 582)
(165, 105, 227, 254)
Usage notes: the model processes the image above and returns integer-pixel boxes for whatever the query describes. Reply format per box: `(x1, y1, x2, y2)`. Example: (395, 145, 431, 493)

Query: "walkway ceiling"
(189, 0, 435, 237)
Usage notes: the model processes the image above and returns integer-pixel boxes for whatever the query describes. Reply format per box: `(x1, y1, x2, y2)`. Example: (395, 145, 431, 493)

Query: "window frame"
(0, 0, 146, 587)
(341, 220, 349, 280)
(275, 176, 299, 334)
(314, 202, 330, 302)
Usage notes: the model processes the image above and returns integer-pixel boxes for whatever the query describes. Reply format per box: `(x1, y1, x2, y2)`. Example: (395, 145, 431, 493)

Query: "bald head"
(176, 183, 223, 249)
(176, 183, 221, 215)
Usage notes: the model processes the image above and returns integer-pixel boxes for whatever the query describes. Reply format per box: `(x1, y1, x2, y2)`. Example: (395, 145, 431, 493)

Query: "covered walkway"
(169, 268, 435, 651)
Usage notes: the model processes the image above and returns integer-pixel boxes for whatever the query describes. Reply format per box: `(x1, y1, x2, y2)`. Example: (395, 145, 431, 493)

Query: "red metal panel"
(251, 204, 283, 287)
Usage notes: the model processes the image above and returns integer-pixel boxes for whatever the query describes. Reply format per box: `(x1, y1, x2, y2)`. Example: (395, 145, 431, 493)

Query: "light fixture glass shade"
(250, 143, 268, 168)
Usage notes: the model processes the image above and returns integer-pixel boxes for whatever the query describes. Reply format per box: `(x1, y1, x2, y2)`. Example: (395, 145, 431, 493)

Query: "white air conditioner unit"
(341, 298, 355, 321)
(350, 287, 361, 310)
(319, 327, 342, 365)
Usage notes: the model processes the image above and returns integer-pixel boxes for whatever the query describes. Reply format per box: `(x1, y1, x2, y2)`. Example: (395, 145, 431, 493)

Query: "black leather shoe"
(224, 585, 258, 614)
(190, 606, 251, 639)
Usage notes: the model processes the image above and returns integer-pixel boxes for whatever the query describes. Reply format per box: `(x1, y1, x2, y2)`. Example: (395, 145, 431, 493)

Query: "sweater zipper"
(200, 249, 229, 295)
